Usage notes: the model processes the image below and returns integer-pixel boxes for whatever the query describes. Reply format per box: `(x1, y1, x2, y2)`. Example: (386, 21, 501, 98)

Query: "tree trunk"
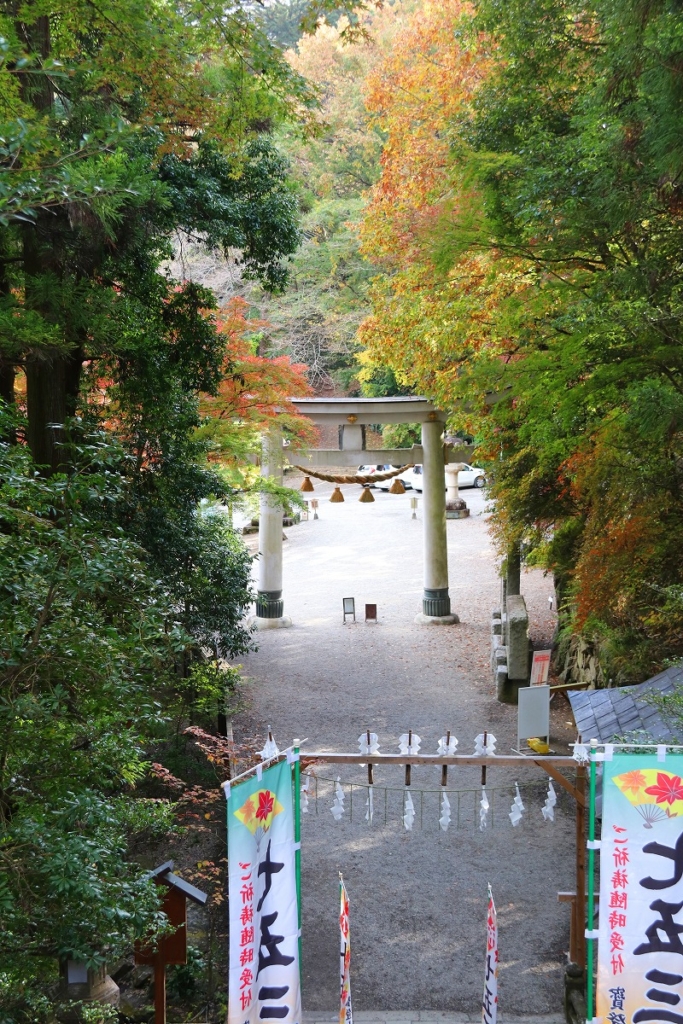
(17, 12, 74, 474)
(0, 239, 16, 440)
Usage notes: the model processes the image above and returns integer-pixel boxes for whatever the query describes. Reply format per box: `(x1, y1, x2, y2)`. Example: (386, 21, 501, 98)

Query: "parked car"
(409, 464, 486, 492)
(375, 465, 414, 491)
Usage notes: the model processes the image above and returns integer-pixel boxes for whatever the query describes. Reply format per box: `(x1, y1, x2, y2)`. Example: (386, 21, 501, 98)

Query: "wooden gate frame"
(294, 745, 588, 971)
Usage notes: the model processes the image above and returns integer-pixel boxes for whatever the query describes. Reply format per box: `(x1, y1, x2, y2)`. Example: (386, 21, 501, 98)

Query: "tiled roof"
(568, 663, 683, 743)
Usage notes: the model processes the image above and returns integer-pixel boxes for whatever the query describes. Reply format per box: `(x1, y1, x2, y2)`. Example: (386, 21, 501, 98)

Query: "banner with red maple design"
(597, 752, 683, 1022)
(227, 760, 301, 1024)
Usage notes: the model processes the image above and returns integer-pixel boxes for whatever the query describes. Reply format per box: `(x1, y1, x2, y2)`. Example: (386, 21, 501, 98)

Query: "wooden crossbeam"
(300, 751, 578, 768)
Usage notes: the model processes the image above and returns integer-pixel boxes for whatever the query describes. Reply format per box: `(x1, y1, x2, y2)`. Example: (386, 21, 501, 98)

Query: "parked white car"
(374, 465, 415, 491)
(409, 464, 486, 492)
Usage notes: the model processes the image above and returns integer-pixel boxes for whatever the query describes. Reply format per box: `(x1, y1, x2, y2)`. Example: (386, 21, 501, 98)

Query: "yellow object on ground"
(527, 737, 550, 754)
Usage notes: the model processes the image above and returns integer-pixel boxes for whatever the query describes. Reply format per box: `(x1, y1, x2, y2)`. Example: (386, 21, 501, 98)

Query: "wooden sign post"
(134, 861, 208, 1024)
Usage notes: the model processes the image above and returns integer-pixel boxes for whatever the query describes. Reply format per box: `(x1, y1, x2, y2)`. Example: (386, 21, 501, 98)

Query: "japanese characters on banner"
(482, 886, 498, 1024)
(227, 760, 301, 1024)
(339, 875, 352, 1024)
(597, 751, 683, 1023)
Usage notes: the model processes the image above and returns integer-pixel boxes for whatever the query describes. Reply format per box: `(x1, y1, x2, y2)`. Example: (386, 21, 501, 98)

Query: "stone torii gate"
(252, 397, 474, 629)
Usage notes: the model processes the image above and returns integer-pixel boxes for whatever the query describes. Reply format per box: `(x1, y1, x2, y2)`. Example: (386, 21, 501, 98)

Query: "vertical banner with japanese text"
(228, 760, 301, 1024)
(597, 751, 683, 1023)
(482, 886, 498, 1024)
(339, 875, 352, 1024)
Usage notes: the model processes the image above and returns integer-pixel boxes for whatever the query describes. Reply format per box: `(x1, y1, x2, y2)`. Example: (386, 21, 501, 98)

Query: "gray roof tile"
(568, 664, 683, 743)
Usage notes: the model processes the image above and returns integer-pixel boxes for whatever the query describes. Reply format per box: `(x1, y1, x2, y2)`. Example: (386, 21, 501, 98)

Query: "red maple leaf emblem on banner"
(645, 773, 683, 806)
(256, 790, 275, 821)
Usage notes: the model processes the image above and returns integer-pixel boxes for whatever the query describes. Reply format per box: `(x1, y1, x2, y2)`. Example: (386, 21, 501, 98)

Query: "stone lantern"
(445, 463, 470, 519)
(58, 959, 120, 1013)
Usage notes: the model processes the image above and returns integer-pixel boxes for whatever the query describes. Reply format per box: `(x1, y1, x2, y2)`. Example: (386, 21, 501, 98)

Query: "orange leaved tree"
(198, 297, 317, 470)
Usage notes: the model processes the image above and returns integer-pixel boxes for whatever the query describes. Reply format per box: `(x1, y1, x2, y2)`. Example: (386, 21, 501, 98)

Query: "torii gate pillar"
(275, 397, 472, 627)
(252, 425, 292, 629)
(415, 419, 458, 624)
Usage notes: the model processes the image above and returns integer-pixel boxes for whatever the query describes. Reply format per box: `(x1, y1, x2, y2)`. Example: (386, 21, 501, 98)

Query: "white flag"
(339, 876, 352, 1024)
(482, 886, 498, 1023)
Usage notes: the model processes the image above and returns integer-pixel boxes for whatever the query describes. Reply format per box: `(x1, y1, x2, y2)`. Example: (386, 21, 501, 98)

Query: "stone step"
(302, 1012, 565, 1024)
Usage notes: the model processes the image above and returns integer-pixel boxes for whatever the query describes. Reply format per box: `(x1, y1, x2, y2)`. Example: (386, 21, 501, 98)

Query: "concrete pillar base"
(255, 589, 284, 619)
(414, 612, 460, 625)
(247, 614, 293, 630)
(422, 586, 452, 617)
(446, 508, 470, 519)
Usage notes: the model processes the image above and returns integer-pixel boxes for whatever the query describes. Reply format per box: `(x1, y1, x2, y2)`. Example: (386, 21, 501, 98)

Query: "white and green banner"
(597, 750, 683, 1023)
(228, 760, 301, 1024)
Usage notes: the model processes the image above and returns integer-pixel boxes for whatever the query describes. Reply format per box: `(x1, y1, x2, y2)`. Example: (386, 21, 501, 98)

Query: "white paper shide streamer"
(508, 782, 525, 827)
(474, 733, 497, 756)
(437, 735, 458, 756)
(358, 733, 378, 825)
(403, 791, 416, 830)
(331, 777, 345, 820)
(398, 732, 421, 755)
(479, 787, 490, 830)
(358, 732, 380, 756)
(260, 729, 280, 760)
(301, 775, 310, 814)
(439, 792, 451, 831)
(541, 780, 557, 821)
(572, 742, 589, 765)
(365, 787, 374, 824)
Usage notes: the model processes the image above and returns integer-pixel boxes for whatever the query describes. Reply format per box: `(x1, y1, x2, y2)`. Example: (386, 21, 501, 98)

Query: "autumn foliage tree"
(358, 0, 683, 682)
(199, 297, 316, 465)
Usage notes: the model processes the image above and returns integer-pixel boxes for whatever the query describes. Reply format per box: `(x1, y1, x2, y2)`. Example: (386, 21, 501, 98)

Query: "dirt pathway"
(233, 483, 578, 1015)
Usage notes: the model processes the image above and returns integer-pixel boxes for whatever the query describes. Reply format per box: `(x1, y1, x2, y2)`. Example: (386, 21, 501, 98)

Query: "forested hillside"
(355, 0, 683, 684)
(0, 1, 325, 1017)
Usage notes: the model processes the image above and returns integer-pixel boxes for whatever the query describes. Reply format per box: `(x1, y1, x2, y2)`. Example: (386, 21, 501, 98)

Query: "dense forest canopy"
(0, 0, 318, 1017)
(354, 0, 683, 682)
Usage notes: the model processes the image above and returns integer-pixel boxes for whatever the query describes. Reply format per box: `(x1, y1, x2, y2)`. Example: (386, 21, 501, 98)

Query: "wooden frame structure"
(295, 746, 588, 972)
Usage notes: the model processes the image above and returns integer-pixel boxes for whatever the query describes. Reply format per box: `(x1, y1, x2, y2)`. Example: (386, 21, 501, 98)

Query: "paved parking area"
(234, 481, 577, 1016)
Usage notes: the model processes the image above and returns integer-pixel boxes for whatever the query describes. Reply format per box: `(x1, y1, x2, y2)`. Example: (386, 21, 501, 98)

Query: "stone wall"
(555, 634, 605, 689)
(491, 591, 530, 703)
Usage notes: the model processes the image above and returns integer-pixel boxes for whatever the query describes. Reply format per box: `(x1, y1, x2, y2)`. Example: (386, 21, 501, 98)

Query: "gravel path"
(233, 482, 579, 1015)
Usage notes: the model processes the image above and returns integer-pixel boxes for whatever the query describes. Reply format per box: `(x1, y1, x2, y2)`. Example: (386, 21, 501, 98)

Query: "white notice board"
(517, 685, 550, 749)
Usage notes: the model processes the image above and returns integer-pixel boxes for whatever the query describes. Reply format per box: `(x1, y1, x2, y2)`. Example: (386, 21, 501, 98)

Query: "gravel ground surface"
(233, 481, 579, 1016)
(303, 1013, 565, 1023)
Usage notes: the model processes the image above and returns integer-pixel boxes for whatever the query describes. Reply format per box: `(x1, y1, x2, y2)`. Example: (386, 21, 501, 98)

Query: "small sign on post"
(343, 598, 356, 623)
(365, 603, 377, 623)
(530, 650, 552, 685)
(135, 861, 208, 1024)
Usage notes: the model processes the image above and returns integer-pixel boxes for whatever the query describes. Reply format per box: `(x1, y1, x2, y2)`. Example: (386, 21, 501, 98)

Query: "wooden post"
(154, 957, 166, 1024)
(405, 730, 412, 787)
(575, 765, 586, 971)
